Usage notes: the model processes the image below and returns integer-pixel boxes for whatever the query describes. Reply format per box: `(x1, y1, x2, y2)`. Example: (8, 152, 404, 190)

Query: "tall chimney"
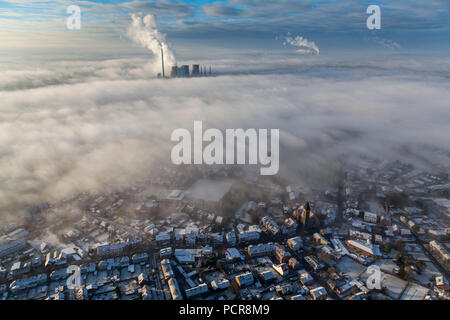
(161, 48, 165, 78)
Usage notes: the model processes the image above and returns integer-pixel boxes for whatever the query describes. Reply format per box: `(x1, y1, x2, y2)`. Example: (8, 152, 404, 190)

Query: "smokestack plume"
(127, 13, 176, 76)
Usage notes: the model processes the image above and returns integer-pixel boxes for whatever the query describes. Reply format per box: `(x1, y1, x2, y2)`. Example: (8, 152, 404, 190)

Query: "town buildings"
(0, 157, 448, 301)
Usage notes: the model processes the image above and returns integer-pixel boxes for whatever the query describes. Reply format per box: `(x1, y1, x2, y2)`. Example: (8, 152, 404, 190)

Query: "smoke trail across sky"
(127, 13, 176, 75)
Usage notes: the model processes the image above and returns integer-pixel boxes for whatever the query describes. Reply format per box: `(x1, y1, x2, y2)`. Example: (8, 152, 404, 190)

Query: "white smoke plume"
(284, 35, 320, 55)
(127, 13, 176, 75)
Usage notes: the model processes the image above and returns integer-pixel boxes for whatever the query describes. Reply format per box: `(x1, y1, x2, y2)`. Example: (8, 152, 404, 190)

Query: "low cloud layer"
(1, 56, 450, 219)
(284, 35, 320, 55)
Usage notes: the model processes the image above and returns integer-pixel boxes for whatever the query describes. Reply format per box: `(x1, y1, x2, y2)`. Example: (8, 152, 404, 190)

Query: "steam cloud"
(127, 13, 176, 75)
(0, 54, 449, 220)
(284, 35, 320, 55)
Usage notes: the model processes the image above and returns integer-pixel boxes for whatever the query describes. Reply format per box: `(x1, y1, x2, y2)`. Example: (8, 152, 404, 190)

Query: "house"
(247, 243, 275, 257)
(272, 263, 289, 276)
(435, 276, 449, 291)
(259, 270, 277, 284)
(132, 253, 148, 264)
(287, 236, 303, 251)
(313, 233, 328, 245)
(185, 283, 208, 298)
(155, 232, 171, 246)
(363, 212, 378, 223)
(304, 255, 324, 271)
(159, 247, 173, 259)
(211, 279, 230, 291)
(235, 272, 254, 288)
(288, 257, 300, 270)
(276, 284, 293, 296)
(275, 245, 291, 264)
(168, 278, 182, 300)
(261, 216, 280, 236)
(346, 239, 382, 257)
(298, 269, 314, 286)
(225, 248, 244, 262)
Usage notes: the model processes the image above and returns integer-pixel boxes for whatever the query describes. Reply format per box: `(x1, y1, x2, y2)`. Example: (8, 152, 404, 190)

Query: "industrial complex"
(157, 49, 212, 78)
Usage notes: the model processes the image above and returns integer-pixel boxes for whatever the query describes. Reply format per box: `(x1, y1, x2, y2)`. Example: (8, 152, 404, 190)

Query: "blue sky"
(0, 0, 449, 60)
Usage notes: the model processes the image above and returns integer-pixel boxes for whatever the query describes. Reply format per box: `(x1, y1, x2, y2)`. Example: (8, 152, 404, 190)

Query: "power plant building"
(192, 64, 200, 76)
